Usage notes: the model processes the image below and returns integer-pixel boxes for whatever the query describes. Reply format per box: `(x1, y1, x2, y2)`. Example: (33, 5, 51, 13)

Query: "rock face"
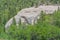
(5, 5, 59, 31)
(38, 5, 59, 14)
(5, 7, 41, 31)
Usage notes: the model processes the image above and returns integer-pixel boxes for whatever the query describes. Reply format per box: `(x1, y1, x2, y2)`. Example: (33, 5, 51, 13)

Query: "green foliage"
(0, 10, 60, 40)
(0, 0, 60, 40)
(4, 22, 60, 40)
(52, 10, 60, 27)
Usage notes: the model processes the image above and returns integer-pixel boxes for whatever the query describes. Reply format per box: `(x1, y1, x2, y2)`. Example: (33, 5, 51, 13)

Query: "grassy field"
(0, 0, 60, 40)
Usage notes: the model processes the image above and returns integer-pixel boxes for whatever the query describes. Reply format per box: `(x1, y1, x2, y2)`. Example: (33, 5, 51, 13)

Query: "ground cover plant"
(0, 0, 60, 40)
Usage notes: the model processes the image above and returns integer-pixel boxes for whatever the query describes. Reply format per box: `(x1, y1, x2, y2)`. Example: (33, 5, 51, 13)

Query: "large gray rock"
(5, 7, 41, 32)
(38, 5, 59, 14)
(5, 5, 60, 32)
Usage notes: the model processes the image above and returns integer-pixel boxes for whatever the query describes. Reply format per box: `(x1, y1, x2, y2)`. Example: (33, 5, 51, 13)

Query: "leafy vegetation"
(0, 0, 60, 40)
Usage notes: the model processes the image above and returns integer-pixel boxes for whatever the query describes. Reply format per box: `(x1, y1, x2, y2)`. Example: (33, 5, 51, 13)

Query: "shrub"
(53, 10, 60, 27)
(6, 22, 60, 40)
